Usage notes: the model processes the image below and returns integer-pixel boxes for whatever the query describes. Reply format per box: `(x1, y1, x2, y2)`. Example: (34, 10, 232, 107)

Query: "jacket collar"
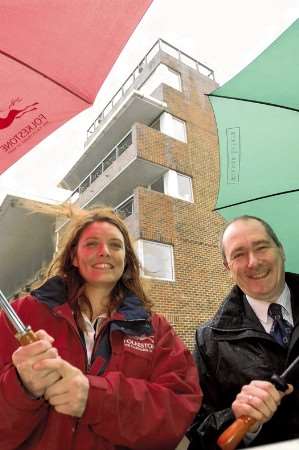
(31, 275, 152, 332)
(211, 272, 299, 333)
(210, 284, 264, 331)
(31, 275, 67, 308)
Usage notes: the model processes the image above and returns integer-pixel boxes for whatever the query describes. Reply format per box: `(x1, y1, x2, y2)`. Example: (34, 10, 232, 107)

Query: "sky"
(0, 0, 298, 203)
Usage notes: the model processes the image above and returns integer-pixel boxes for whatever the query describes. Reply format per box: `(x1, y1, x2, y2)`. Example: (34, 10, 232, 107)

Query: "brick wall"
(132, 56, 232, 349)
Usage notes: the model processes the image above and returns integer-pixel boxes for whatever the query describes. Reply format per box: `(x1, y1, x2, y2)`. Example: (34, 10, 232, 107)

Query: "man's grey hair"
(220, 215, 283, 264)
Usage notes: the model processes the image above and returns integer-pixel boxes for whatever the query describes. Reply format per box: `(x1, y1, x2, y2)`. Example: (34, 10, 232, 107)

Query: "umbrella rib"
(208, 94, 299, 113)
(214, 188, 299, 211)
(0, 49, 92, 105)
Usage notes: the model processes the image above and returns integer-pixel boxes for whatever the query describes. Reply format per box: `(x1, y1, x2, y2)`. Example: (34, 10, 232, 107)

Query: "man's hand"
(36, 358, 89, 417)
(232, 380, 294, 432)
(12, 330, 61, 398)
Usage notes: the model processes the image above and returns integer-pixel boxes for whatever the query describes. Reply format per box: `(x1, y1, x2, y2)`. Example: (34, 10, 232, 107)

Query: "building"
(0, 191, 65, 298)
(0, 40, 232, 347)
(59, 39, 232, 347)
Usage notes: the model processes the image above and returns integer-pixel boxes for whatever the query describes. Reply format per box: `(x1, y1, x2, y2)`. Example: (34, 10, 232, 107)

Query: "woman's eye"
(110, 242, 122, 249)
(86, 241, 97, 247)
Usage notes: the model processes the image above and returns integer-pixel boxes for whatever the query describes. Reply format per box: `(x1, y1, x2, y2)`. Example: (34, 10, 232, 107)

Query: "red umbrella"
(0, 0, 153, 174)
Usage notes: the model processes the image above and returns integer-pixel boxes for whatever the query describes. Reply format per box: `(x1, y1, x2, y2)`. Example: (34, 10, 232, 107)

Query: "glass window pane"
(140, 64, 181, 97)
(159, 113, 187, 143)
(172, 117, 187, 142)
(177, 174, 193, 202)
(166, 66, 182, 91)
(138, 240, 174, 281)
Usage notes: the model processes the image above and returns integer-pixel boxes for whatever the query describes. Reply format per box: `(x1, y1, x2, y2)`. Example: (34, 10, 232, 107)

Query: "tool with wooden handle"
(217, 356, 299, 450)
(0, 289, 38, 345)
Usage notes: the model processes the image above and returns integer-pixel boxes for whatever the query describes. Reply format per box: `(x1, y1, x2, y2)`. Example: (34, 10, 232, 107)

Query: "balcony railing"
(68, 131, 132, 202)
(115, 195, 134, 219)
(56, 195, 135, 242)
(86, 39, 215, 140)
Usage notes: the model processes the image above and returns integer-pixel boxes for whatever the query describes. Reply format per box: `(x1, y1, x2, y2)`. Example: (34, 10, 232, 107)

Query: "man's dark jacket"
(187, 272, 299, 449)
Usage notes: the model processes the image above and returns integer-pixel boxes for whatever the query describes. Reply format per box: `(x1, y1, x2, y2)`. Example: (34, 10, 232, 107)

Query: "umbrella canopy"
(210, 19, 299, 271)
(0, 0, 153, 174)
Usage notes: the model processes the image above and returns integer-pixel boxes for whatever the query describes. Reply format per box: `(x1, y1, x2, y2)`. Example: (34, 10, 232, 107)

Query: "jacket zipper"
(53, 310, 89, 372)
(88, 317, 151, 372)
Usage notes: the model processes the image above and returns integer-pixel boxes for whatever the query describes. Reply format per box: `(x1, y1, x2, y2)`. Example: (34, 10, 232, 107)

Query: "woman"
(0, 205, 201, 450)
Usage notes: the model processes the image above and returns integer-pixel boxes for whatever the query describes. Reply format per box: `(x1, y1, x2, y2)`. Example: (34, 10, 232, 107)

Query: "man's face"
(222, 219, 285, 302)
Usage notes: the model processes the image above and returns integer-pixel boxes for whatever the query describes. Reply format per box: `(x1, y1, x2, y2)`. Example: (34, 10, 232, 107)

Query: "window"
(140, 64, 182, 97)
(150, 176, 164, 194)
(150, 170, 193, 202)
(165, 66, 182, 91)
(115, 196, 134, 219)
(159, 113, 187, 143)
(176, 173, 193, 202)
(137, 240, 175, 281)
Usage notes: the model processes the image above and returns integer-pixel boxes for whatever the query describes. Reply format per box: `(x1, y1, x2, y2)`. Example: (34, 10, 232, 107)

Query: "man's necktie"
(268, 303, 293, 347)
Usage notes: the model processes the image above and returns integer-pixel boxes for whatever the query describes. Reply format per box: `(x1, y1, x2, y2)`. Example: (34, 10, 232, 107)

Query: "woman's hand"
(12, 329, 60, 398)
(36, 358, 89, 417)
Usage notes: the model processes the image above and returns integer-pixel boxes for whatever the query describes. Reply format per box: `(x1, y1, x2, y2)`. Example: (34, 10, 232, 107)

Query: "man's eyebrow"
(252, 239, 271, 246)
(230, 239, 271, 252)
(230, 239, 271, 254)
(230, 246, 245, 255)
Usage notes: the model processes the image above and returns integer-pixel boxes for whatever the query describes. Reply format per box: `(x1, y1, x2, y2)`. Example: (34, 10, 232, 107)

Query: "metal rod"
(0, 289, 26, 334)
(281, 354, 299, 379)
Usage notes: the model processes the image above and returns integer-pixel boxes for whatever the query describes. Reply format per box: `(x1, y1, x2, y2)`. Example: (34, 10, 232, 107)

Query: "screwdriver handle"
(217, 373, 289, 450)
(15, 326, 39, 346)
(217, 415, 256, 450)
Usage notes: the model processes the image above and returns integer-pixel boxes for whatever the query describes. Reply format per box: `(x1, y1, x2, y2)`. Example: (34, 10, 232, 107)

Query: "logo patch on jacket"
(124, 335, 155, 353)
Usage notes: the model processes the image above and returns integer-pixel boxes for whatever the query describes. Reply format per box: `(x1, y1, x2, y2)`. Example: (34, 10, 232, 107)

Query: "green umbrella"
(210, 19, 299, 271)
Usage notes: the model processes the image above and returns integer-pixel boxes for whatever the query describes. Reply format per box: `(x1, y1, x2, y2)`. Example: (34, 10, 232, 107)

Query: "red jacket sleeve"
(81, 314, 202, 450)
(0, 310, 49, 450)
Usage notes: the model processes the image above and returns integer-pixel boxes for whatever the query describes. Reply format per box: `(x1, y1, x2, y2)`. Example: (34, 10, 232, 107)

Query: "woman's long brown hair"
(25, 201, 152, 329)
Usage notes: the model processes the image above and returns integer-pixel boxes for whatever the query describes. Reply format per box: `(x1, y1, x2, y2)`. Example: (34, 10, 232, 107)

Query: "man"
(188, 216, 299, 449)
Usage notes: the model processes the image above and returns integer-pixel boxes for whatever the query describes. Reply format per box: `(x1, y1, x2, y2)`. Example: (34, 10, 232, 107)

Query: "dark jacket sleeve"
(187, 327, 235, 450)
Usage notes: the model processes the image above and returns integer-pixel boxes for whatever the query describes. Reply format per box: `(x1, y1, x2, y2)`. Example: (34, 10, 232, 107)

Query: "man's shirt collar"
(246, 283, 293, 331)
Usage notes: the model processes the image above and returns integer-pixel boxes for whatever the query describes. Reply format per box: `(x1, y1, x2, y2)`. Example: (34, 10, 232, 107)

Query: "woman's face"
(73, 221, 126, 290)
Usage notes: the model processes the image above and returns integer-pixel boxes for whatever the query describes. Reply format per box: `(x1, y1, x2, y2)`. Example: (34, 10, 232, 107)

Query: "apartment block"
(61, 41, 233, 347)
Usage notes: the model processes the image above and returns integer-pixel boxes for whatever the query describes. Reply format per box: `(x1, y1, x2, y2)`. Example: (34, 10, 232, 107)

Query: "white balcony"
(75, 150, 166, 209)
(61, 90, 167, 190)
